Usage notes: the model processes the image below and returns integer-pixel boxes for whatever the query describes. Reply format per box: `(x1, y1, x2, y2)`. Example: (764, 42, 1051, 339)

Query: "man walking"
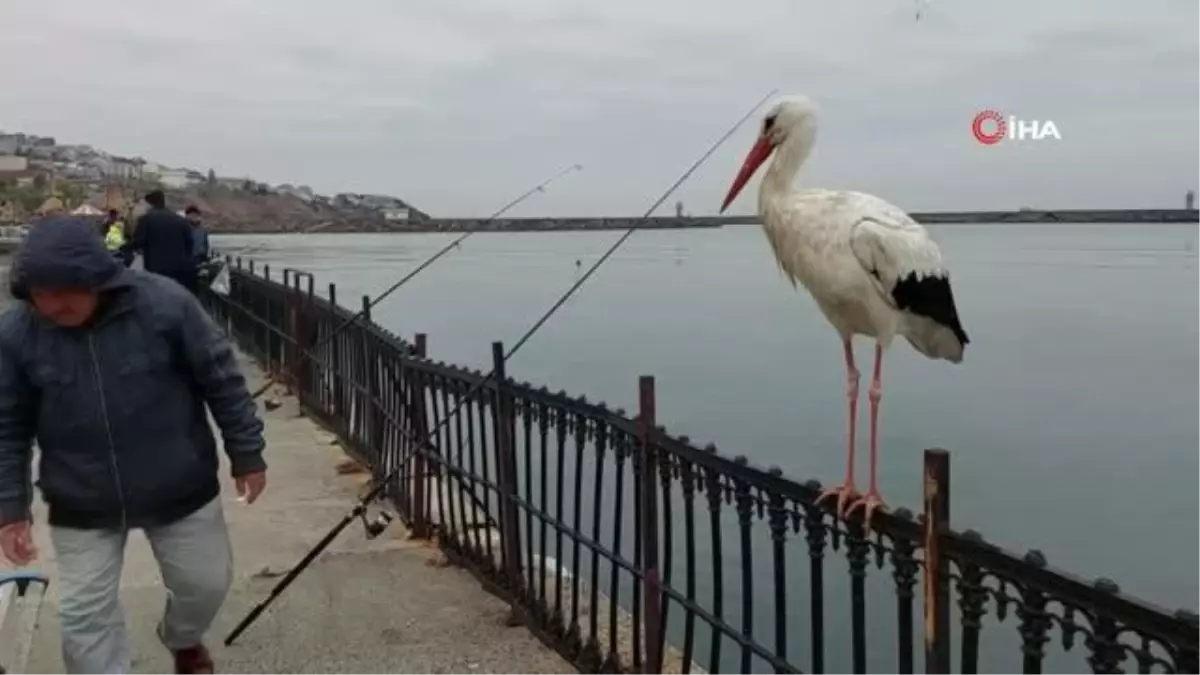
(132, 190, 198, 293)
(0, 217, 267, 674)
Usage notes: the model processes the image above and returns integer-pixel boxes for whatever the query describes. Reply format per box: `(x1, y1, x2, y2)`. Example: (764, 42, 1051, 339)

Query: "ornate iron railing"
(202, 257, 1198, 674)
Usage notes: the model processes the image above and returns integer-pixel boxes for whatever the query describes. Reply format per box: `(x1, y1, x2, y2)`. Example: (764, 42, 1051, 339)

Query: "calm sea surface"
(214, 223, 1198, 615)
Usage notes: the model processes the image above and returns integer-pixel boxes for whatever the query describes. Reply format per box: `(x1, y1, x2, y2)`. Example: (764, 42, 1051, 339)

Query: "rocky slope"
(160, 185, 390, 233)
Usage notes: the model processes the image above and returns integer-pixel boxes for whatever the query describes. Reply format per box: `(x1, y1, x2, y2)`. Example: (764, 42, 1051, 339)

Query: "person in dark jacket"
(185, 205, 211, 265)
(132, 189, 198, 293)
(0, 217, 267, 674)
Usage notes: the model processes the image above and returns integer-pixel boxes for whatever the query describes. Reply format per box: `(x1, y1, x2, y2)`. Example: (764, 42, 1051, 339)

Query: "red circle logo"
(972, 110, 1006, 145)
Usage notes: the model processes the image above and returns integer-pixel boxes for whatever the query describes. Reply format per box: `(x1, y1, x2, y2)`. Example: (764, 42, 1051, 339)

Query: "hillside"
(0, 130, 430, 231)
(159, 184, 425, 233)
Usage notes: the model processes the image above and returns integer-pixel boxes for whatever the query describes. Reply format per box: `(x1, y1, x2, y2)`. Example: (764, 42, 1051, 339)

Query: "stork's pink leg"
(817, 339, 860, 518)
(848, 343, 889, 531)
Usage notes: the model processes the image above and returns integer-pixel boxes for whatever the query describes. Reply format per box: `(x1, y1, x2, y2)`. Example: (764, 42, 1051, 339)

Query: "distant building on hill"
(334, 192, 428, 221)
(0, 133, 54, 155)
(160, 167, 201, 189)
(0, 169, 40, 187)
(0, 155, 28, 172)
(0, 154, 41, 187)
(1187, 190, 1195, 211)
(383, 207, 410, 222)
(97, 156, 142, 182)
(216, 176, 253, 190)
(276, 183, 316, 202)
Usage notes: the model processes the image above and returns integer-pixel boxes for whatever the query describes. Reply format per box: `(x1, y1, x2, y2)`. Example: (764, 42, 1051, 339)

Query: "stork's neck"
(759, 135, 813, 212)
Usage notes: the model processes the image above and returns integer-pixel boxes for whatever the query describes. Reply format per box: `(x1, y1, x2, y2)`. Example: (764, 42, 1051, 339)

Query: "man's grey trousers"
(49, 498, 232, 674)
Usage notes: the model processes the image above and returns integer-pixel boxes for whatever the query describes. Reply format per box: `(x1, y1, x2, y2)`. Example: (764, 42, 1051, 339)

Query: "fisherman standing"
(132, 190, 198, 293)
(0, 217, 268, 674)
(185, 205, 211, 264)
(102, 208, 133, 267)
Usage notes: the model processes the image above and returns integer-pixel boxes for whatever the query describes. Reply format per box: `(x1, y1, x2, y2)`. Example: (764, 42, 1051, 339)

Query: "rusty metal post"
(408, 333, 430, 538)
(285, 275, 300, 394)
(289, 273, 309, 400)
(279, 269, 290, 383)
(638, 375, 664, 673)
(246, 260, 261, 358)
(492, 342, 524, 604)
(267, 265, 275, 370)
(328, 283, 342, 428)
(360, 296, 377, 461)
(923, 449, 951, 674)
(300, 274, 315, 401)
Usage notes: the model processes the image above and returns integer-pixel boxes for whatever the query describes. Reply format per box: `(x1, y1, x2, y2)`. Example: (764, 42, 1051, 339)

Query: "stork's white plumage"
(720, 95, 969, 530)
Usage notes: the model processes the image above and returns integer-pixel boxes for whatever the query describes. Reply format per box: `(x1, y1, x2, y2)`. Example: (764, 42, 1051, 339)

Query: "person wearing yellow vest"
(102, 209, 133, 267)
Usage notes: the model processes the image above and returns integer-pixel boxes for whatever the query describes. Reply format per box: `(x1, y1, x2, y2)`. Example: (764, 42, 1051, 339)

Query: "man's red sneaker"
(173, 644, 215, 674)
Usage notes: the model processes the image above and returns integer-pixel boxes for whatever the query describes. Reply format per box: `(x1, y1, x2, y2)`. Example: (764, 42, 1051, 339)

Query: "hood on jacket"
(9, 217, 130, 300)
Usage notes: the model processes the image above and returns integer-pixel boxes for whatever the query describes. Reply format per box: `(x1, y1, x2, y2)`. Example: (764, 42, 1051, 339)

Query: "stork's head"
(720, 95, 819, 213)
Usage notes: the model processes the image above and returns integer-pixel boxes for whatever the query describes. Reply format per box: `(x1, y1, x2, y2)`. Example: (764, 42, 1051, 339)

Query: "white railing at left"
(0, 571, 50, 674)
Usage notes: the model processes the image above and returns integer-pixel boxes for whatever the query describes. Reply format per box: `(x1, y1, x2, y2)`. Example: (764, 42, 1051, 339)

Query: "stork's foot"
(816, 481, 859, 520)
(845, 489, 888, 533)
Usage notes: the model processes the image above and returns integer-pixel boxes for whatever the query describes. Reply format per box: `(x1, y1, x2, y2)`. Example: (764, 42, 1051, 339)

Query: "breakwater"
(412, 209, 1198, 232)
(416, 215, 730, 232)
(908, 208, 1198, 224)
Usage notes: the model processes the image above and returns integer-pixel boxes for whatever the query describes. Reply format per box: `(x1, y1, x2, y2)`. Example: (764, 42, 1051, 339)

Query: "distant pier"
(412, 208, 1199, 232)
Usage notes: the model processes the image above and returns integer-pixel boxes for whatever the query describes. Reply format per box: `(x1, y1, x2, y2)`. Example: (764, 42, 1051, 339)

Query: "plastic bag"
(209, 262, 231, 297)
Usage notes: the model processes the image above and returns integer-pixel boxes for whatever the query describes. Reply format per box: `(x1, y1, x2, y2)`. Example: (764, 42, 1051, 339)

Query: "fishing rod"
(247, 163, 583, 400)
(221, 163, 579, 273)
(224, 89, 776, 646)
(219, 221, 336, 259)
(205, 222, 337, 289)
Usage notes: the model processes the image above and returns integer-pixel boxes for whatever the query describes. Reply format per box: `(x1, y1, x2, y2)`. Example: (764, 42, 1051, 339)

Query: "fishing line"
(224, 89, 776, 645)
(218, 221, 335, 260)
(246, 163, 584, 399)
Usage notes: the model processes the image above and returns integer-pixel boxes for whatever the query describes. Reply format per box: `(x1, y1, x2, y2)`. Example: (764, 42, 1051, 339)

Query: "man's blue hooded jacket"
(0, 217, 265, 529)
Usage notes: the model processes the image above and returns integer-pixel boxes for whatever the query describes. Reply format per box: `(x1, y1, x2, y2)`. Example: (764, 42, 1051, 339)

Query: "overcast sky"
(2, 0, 1196, 216)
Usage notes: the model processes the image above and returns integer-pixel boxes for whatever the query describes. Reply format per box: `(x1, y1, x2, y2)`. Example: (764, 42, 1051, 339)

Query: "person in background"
(35, 196, 65, 220)
(97, 209, 115, 236)
(132, 190, 197, 293)
(0, 217, 267, 674)
(185, 205, 210, 265)
(102, 209, 134, 267)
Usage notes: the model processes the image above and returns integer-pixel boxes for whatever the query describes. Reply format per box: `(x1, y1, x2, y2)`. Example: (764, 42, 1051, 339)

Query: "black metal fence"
(202, 257, 1198, 674)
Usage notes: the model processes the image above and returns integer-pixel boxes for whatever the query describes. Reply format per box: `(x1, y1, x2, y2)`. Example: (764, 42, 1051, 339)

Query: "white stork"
(719, 95, 969, 530)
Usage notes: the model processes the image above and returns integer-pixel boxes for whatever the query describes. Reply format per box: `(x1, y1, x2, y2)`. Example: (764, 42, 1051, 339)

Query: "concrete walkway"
(20, 352, 572, 674)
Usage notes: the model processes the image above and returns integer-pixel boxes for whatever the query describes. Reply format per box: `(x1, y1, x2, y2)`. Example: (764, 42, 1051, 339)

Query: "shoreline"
(209, 208, 1199, 234)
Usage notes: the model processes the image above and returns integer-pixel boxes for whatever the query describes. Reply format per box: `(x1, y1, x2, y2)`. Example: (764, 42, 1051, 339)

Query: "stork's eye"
(763, 115, 777, 134)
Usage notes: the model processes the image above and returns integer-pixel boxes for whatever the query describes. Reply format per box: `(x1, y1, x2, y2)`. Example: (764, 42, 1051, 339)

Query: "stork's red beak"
(720, 133, 775, 213)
